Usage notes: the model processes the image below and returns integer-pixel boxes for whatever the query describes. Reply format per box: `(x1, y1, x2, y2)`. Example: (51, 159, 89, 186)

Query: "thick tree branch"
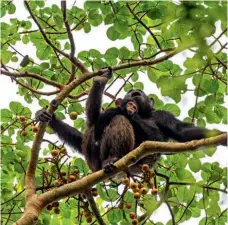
(39, 133, 227, 205)
(14, 133, 227, 225)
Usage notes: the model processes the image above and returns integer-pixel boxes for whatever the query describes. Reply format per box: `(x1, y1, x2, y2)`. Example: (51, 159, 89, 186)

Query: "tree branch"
(127, 3, 162, 50)
(85, 191, 106, 225)
(61, 1, 77, 83)
(24, 0, 88, 74)
(0, 69, 63, 89)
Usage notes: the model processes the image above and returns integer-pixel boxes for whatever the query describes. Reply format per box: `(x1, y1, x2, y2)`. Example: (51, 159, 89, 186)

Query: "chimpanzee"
(36, 68, 225, 174)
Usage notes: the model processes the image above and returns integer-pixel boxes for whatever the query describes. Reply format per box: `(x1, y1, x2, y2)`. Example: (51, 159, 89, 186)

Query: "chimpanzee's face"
(123, 89, 154, 117)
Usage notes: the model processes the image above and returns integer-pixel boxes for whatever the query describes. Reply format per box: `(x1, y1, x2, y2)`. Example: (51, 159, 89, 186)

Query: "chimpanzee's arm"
(35, 110, 83, 152)
(86, 68, 112, 127)
(154, 110, 226, 144)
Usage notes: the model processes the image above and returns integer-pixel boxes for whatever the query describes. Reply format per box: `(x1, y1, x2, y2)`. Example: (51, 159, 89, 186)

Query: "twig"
(61, 1, 76, 83)
(127, 3, 162, 50)
(24, 1, 88, 74)
(85, 190, 106, 225)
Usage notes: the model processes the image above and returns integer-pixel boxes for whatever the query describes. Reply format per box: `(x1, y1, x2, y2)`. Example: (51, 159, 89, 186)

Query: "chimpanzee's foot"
(102, 156, 120, 173)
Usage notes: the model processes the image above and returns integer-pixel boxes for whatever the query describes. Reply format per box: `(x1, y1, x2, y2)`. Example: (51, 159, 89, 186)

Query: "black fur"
(36, 68, 225, 174)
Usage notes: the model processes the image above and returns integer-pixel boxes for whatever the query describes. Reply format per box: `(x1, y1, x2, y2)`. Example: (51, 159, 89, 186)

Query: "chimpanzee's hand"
(35, 108, 53, 122)
(94, 67, 112, 83)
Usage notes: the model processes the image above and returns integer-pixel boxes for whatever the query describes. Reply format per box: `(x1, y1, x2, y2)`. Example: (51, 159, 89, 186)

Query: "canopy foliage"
(0, 1, 227, 225)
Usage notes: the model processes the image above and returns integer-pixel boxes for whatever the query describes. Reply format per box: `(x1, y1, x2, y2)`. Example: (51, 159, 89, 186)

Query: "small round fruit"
(91, 188, 98, 196)
(54, 180, 61, 187)
(60, 171, 66, 176)
(86, 216, 93, 223)
(52, 202, 59, 207)
(130, 182, 137, 190)
(138, 183, 144, 189)
(51, 149, 59, 157)
(32, 126, 39, 133)
(54, 208, 60, 214)
(149, 171, 155, 178)
(21, 131, 27, 137)
(60, 148, 67, 155)
(151, 188, 158, 195)
(73, 168, 79, 174)
(133, 188, 140, 193)
(140, 187, 148, 195)
(83, 211, 91, 217)
(46, 205, 52, 211)
(19, 116, 26, 122)
(118, 202, 124, 209)
(68, 175, 76, 182)
(133, 192, 141, 200)
(126, 202, 132, 209)
(121, 177, 130, 185)
(92, 190, 98, 197)
(61, 177, 67, 184)
(131, 218, 139, 225)
(69, 112, 78, 120)
(141, 164, 149, 172)
(129, 212, 136, 219)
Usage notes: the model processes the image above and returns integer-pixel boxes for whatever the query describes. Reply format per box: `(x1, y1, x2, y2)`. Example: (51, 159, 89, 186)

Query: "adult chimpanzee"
(36, 68, 225, 174)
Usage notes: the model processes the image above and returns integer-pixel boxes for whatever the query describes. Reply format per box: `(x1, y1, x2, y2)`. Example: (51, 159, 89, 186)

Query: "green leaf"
(68, 102, 84, 114)
(89, 49, 102, 58)
(8, 3, 16, 14)
(9, 102, 24, 115)
(157, 60, 173, 72)
(144, 195, 159, 214)
(204, 79, 219, 93)
(148, 8, 162, 20)
(88, 10, 102, 26)
(134, 82, 144, 90)
(74, 158, 89, 174)
(107, 26, 120, 41)
(105, 47, 119, 60)
(1, 5, 6, 17)
(114, 19, 128, 33)
(107, 209, 123, 224)
(119, 47, 130, 59)
(162, 104, 180, 116)
(124, 83, 133, 92)
(83, 22, 91, 33)
(97, 184, 118, 202)
(197, 118, 206, 127)
(37, 45, 52, 60)
(53, 14, 63, 28)
(74, 118, 85, 131)
(204, 146, 216, 157)
(188, 158, 201, 172)
(0, 109, 13, 122)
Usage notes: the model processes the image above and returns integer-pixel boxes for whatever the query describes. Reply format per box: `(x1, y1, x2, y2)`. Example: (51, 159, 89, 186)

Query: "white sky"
(0, 1, 227, 224)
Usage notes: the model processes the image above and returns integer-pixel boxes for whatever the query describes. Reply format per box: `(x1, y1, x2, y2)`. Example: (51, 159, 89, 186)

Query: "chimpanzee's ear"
(115, 98, 122, 107)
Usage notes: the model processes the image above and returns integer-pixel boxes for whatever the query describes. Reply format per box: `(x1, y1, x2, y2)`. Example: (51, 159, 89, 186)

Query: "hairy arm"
(86, 68, 112, 127)
(154, 110, 226, 145)
(35, 110, 83, 152)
